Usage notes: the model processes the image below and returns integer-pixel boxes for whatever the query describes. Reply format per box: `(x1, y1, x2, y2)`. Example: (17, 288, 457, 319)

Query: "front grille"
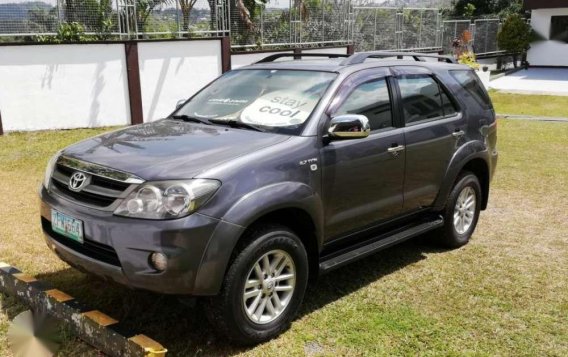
(51, 163, 132, 208)
(42, 217, 121, 267)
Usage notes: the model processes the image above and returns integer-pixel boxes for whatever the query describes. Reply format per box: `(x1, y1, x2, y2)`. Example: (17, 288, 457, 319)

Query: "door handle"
(452, 130, 465, 138)
(387, 145, 405, 155)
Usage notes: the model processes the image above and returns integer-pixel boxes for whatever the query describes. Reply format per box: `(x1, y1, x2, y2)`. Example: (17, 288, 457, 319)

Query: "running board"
(319, 217, 444, 273)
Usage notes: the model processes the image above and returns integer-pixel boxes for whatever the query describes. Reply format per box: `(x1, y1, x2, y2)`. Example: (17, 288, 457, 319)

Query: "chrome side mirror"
(176, 99, 186, 109)
(328, 114, 371, 139)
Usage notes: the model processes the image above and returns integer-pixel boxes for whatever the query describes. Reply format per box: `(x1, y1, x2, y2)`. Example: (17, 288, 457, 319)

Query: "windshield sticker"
(240, 90, 318, 127)
(208, 98, 250, 106)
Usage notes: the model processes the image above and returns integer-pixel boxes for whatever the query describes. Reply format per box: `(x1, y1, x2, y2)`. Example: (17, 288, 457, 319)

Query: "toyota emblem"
(68, 172, 89, 192)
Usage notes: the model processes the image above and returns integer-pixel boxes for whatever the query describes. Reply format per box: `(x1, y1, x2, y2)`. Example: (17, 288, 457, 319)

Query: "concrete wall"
(0, 44, 131, 131)
(231, 51, 294, 69)
(138, 40, 222, 122)
(230, 47, 349, 69)
(528, 8, 568, 66)
(0, 42, 349, 132)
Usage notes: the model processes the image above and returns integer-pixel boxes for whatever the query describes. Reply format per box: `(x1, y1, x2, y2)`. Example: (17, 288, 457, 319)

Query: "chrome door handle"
(452, 130, 465, 138)
(387, 145, 405, 154)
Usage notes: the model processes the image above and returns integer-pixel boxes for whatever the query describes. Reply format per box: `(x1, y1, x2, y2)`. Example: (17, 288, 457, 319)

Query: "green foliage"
(56, 22, 86, 42)
(462, 3, 476, 18)
(452, 0, 524, 18)
(497, 14, 531, 55)
(95, 0, 114, 40)
(458, 51, 480, 70)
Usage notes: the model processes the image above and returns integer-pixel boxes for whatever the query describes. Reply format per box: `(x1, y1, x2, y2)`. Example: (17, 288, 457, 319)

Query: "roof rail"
(256, 53, 350, 63)
(339, 51, 456, 65)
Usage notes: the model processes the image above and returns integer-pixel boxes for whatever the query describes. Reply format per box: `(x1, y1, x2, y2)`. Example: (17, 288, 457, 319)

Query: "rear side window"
(398, 75, 445, 124)
(450, 70, 492, 109)
(335, 78, 393, 131)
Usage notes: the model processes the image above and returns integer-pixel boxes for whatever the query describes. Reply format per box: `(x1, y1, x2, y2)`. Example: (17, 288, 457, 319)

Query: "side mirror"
(328, 114, 371, 139)
(176, 99, 186, 109)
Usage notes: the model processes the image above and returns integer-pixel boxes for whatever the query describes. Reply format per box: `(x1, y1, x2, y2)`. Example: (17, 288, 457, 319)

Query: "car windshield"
(174, 69, 337, 135)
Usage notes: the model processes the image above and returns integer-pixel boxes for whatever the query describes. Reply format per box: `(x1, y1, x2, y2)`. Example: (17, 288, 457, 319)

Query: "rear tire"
(435, 171, 482, 248)
(204, 224, 309, 345)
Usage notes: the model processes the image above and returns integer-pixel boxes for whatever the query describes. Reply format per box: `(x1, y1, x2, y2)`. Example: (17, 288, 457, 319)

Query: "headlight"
(114, 179, 220, 220)
(43, 151, 61, 190)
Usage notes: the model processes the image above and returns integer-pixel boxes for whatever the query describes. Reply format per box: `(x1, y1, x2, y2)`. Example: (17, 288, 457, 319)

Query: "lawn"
(489, 91, 568, 118)
(1, 119, 567, 356)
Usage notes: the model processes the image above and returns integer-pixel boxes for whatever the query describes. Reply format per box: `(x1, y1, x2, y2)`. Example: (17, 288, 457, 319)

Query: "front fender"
(192, 182, 323, 295)
(432, 140, 490, 210)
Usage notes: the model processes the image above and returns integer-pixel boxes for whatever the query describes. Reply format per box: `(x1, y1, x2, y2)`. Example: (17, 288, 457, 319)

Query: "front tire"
(204, 224, 309, 345)
(436, 171, 482, 248)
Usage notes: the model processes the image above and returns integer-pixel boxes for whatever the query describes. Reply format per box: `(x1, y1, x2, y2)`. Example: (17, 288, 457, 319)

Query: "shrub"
(497, 14, 531, 67)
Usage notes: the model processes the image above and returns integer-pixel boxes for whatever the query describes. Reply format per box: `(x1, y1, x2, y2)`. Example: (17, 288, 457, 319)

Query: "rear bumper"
(39, 186, 243, 295)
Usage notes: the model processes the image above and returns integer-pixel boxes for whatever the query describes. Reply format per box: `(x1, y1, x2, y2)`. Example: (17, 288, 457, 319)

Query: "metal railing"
(0, 0, 503, 56)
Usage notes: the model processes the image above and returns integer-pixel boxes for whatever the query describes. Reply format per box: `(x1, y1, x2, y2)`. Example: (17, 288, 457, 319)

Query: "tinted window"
(440, 86, 459, 117)
(450, 70, 492, 109)
(335, 79, 393, 131)
(398, 75, 444, 124)
(550, 16, 568, 43)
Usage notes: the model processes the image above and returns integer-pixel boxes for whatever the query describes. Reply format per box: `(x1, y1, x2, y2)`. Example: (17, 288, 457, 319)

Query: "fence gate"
(116, 0, 138, 39)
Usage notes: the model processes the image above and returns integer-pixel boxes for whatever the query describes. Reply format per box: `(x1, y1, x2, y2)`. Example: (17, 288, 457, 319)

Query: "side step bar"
(319, 217, 444, 274)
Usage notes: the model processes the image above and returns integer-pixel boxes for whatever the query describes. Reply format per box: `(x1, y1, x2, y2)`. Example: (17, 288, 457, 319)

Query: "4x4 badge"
(68, 172, 90, 192)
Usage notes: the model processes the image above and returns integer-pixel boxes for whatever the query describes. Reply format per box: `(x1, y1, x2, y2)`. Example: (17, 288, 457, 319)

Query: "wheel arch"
(193, 182, 323, 295)
(433, 141, 492, 211)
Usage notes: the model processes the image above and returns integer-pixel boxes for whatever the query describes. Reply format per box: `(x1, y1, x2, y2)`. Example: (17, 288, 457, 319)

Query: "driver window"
(334, 78, 394, 131)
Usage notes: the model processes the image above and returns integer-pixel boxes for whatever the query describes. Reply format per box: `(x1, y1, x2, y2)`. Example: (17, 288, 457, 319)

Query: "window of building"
(551, 16, 568, 43)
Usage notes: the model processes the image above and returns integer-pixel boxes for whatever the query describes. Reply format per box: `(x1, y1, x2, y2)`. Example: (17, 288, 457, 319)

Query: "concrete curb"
(0, 262, 167, 357)
(497, 114, 568, 122)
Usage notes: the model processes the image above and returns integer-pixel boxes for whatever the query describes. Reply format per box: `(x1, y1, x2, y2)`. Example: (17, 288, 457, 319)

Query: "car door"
(321, 68, 406, 240)
(392, 66, 464, 211)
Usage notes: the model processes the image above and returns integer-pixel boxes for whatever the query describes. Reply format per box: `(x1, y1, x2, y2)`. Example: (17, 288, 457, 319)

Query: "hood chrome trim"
(57, 156, 145, 184)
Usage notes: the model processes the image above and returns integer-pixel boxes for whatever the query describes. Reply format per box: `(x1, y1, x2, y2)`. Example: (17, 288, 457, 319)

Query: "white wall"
(137, 40, 222, 122)
(231, 51, 294, 69)
(301, 47, 348, 54)
(0, 44, 131, 131)
(528, 8, 568, 66)
(230, 47, 348, 69)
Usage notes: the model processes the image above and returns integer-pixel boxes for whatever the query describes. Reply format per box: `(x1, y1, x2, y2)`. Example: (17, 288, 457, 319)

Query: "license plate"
(51, 210, 84, 244)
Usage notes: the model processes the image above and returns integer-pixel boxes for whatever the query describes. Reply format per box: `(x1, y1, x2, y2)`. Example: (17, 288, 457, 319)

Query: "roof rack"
(340, 51, 456, 65)
(255, 53, 350, 63)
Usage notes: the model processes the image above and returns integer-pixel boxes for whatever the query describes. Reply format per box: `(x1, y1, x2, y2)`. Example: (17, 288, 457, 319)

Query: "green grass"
(1, 120, 568, 356)
(489, 91, 568, 117)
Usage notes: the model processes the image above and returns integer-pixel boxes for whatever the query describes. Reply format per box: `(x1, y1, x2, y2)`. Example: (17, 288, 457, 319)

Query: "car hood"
(62, 119, 291, 180)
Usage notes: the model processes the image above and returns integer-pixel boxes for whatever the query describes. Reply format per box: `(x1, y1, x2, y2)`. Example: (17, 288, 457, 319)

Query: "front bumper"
(39, 186, 240, 295)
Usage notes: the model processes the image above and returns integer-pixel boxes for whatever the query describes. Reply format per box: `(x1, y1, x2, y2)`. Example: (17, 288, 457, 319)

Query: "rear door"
(321, 68, 406, 239)
(392, 66, 464, 211)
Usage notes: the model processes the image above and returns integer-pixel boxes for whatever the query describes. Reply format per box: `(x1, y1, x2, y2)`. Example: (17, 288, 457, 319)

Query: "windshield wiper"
(209, 119, 266, 132)
(171, 114, 211, 125)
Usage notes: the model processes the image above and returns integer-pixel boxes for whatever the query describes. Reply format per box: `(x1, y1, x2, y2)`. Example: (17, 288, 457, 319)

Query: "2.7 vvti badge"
(40, 52, 498, 344)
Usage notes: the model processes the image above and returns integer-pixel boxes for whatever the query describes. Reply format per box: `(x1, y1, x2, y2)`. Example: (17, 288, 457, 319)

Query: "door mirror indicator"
(328, 114, 371, 139)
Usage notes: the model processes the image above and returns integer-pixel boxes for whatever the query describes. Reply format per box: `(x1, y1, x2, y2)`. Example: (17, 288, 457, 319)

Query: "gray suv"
(40, 52, 498, 344)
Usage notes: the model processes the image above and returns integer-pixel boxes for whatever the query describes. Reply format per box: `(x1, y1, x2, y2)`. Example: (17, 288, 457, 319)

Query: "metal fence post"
(0, 110, 4, 136)
(221, 37, 232, 72)
(124, 42, 144, 125)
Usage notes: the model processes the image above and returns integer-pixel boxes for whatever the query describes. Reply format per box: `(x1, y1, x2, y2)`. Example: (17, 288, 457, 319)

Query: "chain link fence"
(0, 0, 502, 56)
(353, 7, 441, 52)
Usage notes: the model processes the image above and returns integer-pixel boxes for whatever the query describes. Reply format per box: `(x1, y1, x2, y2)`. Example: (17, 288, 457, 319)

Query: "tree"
(451, 0, 524, 18)
(497, 14, 531, 68)
(179, 0, 199, 32)
(136, 0, 173, 34)
(462, 3, 476, 18)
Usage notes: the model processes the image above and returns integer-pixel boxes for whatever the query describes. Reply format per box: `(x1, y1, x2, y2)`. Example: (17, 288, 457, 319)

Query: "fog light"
(150, 252, 168, 271)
